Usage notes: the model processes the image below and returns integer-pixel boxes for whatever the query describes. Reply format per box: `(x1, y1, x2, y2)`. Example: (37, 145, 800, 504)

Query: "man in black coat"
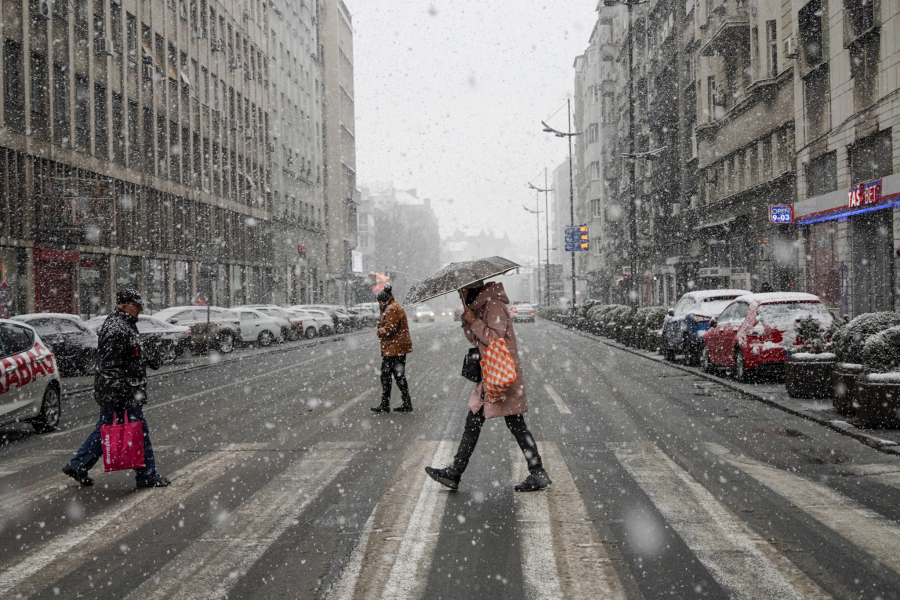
(63, 289, 170, 488)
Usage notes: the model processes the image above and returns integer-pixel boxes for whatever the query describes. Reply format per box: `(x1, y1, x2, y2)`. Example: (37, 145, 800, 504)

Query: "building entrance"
(851, 209, 895, 315)
(35, 249, 79, 314)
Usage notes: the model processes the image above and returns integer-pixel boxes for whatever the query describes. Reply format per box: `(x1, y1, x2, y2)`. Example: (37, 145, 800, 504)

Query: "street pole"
(568, 99, 576, 309)
(535, 189, 542, 305)
(627, 1, 637, 307)
(544, 167, 550, 306)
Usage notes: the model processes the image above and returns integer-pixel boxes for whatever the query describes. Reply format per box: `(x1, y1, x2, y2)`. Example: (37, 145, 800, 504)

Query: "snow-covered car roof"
(683, 289, 749, 302)
(734, 292, 823, 304)
(11, 312, 84, 321)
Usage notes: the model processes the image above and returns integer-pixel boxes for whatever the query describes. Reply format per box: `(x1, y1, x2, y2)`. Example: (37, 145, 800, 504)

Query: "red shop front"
(34, 248, 80, 314)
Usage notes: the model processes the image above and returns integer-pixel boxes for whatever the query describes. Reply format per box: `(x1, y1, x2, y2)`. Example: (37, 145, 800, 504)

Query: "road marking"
(843, 464, 900, 490)
(513, 441, 624, 600)
(708, 442, 900, 576)
(544, 384, 571, 415)
(0, 450, 71, 477)
(325, 387, 377, 420)
(0, 443, 267, 599)
(125, 441, 362, 600)
(530, 359, 542, 373)
(328, 440, 453, 599)
(613, 442, 831, 600)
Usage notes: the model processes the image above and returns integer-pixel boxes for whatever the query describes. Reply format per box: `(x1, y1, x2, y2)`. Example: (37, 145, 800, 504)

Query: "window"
(3, 39, 24, 128)
(587, 123, 599, 144)
(95, 84, 108, 157)
(591, 199, 603, 218)
(766, 20, 778, 78)
(53, 64, 69, 144)
(75, 74, 90, 148)
(706, 76, 719, 121)
(709, 241, 727, 267)
(804, 64, 830, 139)
(798, 0, 824, 70)
(844, 0, 875, 42)
(589, 161, 601, 180)
(143, 106, 155, 170)
(0, 324, 34, 358)
(128, 100, 140, 166)
(126, 13, 137, 63)
(849, 128, 892, 184)
(30, 53, 48, 119)
(111, 3, 122, 52)
(112, 92, 125, 164)
(806, 152, 837, 197)
(850, 31, 879, 110)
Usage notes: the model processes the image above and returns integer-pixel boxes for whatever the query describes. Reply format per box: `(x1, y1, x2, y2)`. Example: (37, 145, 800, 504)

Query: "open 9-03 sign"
(768, 205, 793, 224)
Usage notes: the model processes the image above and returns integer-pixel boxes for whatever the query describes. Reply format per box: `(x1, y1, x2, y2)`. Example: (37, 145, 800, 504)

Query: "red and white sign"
(297, 244, 307, 257)
(848, 178, 882, 208)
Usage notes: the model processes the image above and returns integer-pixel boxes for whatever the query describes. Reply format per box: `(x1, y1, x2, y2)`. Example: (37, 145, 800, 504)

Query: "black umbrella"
(404, 256, 521, 305)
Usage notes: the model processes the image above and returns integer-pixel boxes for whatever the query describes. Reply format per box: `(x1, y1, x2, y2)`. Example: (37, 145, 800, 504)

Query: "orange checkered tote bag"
(481, 330, 517, 404)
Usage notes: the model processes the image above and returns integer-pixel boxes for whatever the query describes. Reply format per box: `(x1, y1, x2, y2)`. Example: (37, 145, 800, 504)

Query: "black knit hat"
(116, 288, 146, 306)
(376, 284, 393, 303)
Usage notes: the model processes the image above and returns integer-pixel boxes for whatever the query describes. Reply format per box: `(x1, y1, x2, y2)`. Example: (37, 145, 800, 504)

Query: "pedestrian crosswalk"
(3, 434, 900, 598)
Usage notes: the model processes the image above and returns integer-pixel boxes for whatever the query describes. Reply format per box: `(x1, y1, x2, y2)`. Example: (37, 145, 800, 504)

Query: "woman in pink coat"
(425, 280, 551, 492)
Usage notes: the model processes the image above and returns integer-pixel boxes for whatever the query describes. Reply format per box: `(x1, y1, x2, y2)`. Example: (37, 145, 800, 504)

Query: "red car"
(700, 292, 833, 381)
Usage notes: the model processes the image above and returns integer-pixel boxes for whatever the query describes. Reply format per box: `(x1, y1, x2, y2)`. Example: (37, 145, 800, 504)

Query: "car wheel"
(700, 344, 714, 373)
(31, 384, 61, 433)
(733, 349, 749, 383)
(216, 331, 235, 354)
(320, 325, 332, 336)
(258, 330, 274, 347)
(160, 342, 178, 366)
(305, 326, 317, 339)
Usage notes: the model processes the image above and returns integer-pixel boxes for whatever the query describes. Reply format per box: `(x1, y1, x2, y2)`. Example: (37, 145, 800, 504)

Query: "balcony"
(699, 0, 750, 57)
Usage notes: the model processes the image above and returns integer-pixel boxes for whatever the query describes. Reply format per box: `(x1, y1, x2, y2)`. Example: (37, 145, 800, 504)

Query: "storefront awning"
(692, 216, 736, 231)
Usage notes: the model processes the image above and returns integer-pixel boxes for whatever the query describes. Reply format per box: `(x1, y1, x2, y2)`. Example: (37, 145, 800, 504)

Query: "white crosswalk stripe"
(707, 442, 900, 576)
(0, 443, 267, 599)
(326, 440, 454, 600)
(125, 441, 363, 600)
(544, 384, 571, 415)
(612, 441, 832, 600)
(0, 450, 71, 477)
(513, 441, 625, 600)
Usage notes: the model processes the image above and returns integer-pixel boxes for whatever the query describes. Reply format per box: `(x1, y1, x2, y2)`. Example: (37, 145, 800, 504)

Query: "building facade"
(571, 0, 899, 317)
(319, 0, 357, 304)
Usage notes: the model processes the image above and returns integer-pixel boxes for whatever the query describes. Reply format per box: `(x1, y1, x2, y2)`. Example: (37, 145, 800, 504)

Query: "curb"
(60, 329, 368, 399)
(542, 318, 900, 457)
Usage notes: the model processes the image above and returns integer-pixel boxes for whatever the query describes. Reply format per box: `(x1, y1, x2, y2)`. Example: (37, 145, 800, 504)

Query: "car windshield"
(757, 302, 833, 328)
(694, 297, 741, 317)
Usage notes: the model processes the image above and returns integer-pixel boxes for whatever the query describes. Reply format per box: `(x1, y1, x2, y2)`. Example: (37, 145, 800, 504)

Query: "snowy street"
(1, 316, 899, 599)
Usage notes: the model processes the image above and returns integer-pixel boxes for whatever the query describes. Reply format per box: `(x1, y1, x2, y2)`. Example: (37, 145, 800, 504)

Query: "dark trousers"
(380, 355, 411, 406)
(452, 406, 543, 473)
(68, 406, 159, 482)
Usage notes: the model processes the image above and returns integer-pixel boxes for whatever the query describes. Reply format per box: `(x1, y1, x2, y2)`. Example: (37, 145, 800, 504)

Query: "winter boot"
(515, 468, 551, 492)
(371, 399, 391, 413)
(62, 464, 94, 487)
(425, 466, 461, 490)
(394, 397, 413, 412)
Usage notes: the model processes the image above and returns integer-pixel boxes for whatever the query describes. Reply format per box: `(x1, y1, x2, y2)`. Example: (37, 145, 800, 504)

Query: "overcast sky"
(349, 1, 598, 246)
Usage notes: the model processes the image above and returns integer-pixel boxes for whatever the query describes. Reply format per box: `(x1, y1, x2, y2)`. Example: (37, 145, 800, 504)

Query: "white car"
(509, 303, 536, 323)
(0, 319, 62, 433)
(232, 308, 283, 347)
(413, 305, 435, 322)
(236, 305, 294, 341)
(288, 307, 336, 336)
(286, 308, 333, 339)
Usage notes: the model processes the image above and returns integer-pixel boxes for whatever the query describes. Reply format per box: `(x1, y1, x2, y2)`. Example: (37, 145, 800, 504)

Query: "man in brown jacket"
(372, 285, 413, 413)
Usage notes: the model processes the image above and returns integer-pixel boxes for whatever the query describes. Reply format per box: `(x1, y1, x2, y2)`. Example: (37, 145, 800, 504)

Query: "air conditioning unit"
(242, 8, 251, 20)
(231, 120, 241, 131)
(211, 39, 225, 52)
(95, 38, 113, 56)
(142, 64, 155, 80)
(37, 0, 52, 19)
(211, 108, 220, 120)
(784, 36, 798, 59)
(191, 27, 203, 40)
(714, 89, 727, 107)
(245, 128, 256, 140)
(266, 141, 275, 153)
(690, 194, 699, 209)
(671, 203, 682, 216)
(228, 58, 240, 71)
(244, 68, 252, 81)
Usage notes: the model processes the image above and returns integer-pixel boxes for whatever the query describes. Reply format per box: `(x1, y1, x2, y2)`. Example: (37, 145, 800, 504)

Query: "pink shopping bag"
(101, 411, 146, 472)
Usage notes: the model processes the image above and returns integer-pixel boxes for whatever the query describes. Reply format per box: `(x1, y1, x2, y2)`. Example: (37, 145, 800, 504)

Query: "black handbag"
(461, 347, 482, 383)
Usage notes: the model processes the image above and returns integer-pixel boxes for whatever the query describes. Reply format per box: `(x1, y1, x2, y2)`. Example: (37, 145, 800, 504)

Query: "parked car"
(11, 313, 98, 376)
(152, 306, 241, 354)
(303, 305, 353, 332)
(350, 306, 378, 328)
(509, 303, 535, 323)
(701, 292, 834, 381)
(288, 307, 336, 336)
(661, 289, 748, 364)
(86, 315, 191, 366)
(413, 305, 435, 322)
(237, 305, 294, 341)
(286, 308, 333, 339)
(232, 308, 284, 347)
(0, 319, 62, 432)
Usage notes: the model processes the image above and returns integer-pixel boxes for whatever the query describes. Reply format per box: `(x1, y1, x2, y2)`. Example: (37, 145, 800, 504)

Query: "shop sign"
(80, 268, 100, 281)
(848, 178, 881, 208)
(351, 251, 363, 273)
(564, 226, 589, 252)
(622, 266, 632, 275)
(768, 205, 794, 224)
(699, 267, 731, 277)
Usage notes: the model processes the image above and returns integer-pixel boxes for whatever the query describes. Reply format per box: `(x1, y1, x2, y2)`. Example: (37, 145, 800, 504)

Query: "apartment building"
(319, 0, 357, 304)
(268, 0, 324, 305)
(0, 0, 274, 316)
(792, 0, 900, 316)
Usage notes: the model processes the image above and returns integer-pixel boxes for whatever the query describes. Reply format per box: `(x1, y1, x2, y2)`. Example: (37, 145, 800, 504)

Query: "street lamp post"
(523, 199, 543, 305)
(542, 100, 580, 309)
(529, 174, 554, 307)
